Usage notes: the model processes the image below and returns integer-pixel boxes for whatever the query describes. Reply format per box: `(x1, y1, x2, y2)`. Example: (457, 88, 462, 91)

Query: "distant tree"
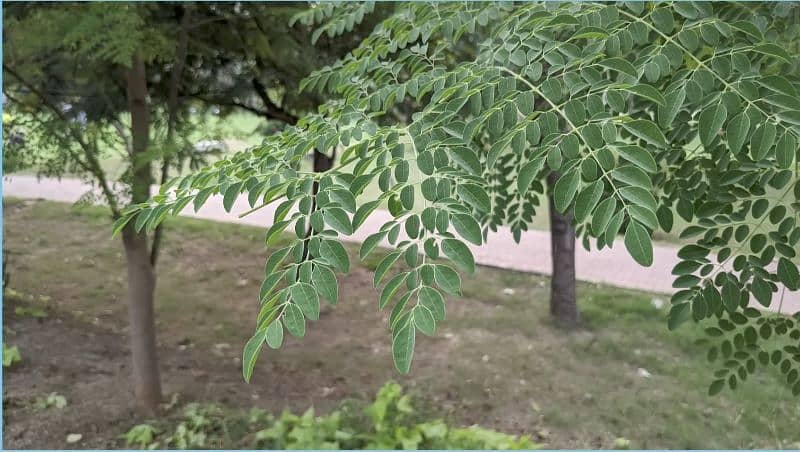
(172, 3, 388, 179)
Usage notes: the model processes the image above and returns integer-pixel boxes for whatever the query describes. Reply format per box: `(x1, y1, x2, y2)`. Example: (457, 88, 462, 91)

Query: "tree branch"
(250, 76, 298, 125)
(3, 64, 122, 218)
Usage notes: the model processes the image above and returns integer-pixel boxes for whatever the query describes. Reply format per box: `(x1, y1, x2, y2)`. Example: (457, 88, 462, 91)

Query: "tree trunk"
(313, 149, 335, 174)
(124, 54, 162, 413)
(122, 227, 161, 412)
(302, 149, 336, 261)
(547, 172, 579, 328)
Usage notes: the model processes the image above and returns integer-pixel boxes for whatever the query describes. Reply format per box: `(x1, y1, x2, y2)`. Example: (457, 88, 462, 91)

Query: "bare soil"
(3, 199, 799, 450)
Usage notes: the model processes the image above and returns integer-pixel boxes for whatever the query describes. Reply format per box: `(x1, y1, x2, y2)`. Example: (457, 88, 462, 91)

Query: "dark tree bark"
(124, 54, 162, 413)
(547, 172, 579, 328)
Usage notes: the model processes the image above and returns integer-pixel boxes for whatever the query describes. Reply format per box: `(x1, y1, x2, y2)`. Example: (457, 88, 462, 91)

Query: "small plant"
(254, 408, 354, 450)
(123, 382, 536, 450)
(121, 424, 159, 450)
(252, 381, 537, 450)
(15, 305, 47, 319)
(3, 344, 21, 368)
(34, 392, 67, 410)
(164, 404, 224, 449)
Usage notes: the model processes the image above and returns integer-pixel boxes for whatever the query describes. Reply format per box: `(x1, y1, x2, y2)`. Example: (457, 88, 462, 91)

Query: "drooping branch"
(3, 63, 122, 218)
(250, 76, 299, 125)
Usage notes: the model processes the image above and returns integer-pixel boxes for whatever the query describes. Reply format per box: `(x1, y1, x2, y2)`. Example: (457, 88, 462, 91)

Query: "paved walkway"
(4, 174, 798, 314)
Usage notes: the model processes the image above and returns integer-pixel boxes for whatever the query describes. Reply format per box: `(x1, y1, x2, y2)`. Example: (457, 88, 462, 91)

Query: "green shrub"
(121, 424, 159, 450)
(253, 382, 536, 450)
(122, 382, 536, 450)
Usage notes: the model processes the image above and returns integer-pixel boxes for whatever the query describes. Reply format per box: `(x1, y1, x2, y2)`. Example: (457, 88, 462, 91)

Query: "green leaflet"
(451, 214, 483, 246)
(223, 182, 242, 213)
(553, 170, 580, 213)
(434, 264, 462, 296)
(751, 277, 773, 307)
(611, 165, 651, 189)
(726, 112, 750, 155)
(242, 328, 266, 383)
(657, 87, 685, 128)
(374, 250, 403, 287)
(319, 239, 350, 273)
(323, 207, 353, 235)
(776, 133, 797, 168)
(668, 302, 691, 331)
(622, 120, 667, 147)
(451, 146, 482, 175)
(441, 238, 475, 273)
(259, 272, 284, 302)
(777, 258, 800, 291)
(517, 157, 546, 196)
(360, 231, 388, 260)
(283, 303, 306, 338)
(265, 220, 291, 246)
(418, 286, 445, 320)
(573, 180, 604, 223)
(624, 221, 653, 267)
(312, 265, 338, 304)
(699, 102, 727, 146)
(597, 57, 638, 78)
(752, 43, 793, 64)
(380, 272, 407, 310)
(414, 305, 436, 336)
(750, 123, 777, 161)
(623, 83, 665, 106)
(591, 197, 617, 236)
(291, 282, 320, 320)
(392, 322, 415, 374)
(457, 183, 491, 212)
(353, 200, 381, 230)
(619, 186, 657, 212)
(615, 145, 657, 173)
(265, 320, 284, 349)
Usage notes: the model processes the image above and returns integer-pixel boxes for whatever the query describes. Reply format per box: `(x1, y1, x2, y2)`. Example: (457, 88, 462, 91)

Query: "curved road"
(3, 174, 797, 314)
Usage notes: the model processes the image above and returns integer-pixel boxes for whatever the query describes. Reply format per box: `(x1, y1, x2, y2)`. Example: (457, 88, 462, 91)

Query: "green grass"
(4, 197, 800, 449)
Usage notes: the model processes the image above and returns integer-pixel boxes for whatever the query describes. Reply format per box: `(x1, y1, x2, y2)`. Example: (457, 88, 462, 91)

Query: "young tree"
(2, 3, 191, 412)
(127, 2, 800, 396)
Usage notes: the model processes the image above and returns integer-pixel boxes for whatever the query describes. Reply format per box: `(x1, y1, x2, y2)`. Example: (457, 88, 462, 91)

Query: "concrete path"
(4, 174, 798, 314)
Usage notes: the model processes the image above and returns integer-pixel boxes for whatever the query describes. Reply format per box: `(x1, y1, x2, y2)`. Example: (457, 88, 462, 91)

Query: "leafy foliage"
(125, 2, 800, 394)
(120, 382, 536, 450)
(121, 424, 159, 450)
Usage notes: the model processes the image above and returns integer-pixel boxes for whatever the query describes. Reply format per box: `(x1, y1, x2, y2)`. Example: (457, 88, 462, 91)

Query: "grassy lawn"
(3, 198, 799, 449)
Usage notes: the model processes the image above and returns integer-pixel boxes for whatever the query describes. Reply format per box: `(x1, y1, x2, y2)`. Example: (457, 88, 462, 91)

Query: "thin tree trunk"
(125, 54, 162, 413)
(547, 172, 579, 328)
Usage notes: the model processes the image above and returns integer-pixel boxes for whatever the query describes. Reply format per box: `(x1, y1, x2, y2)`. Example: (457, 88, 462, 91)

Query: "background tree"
(2, 3, 193, 412)
(170, 3, 387, 171)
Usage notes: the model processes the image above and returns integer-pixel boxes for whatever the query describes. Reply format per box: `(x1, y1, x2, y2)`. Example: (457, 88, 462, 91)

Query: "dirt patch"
(3, 199, 800, 450)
